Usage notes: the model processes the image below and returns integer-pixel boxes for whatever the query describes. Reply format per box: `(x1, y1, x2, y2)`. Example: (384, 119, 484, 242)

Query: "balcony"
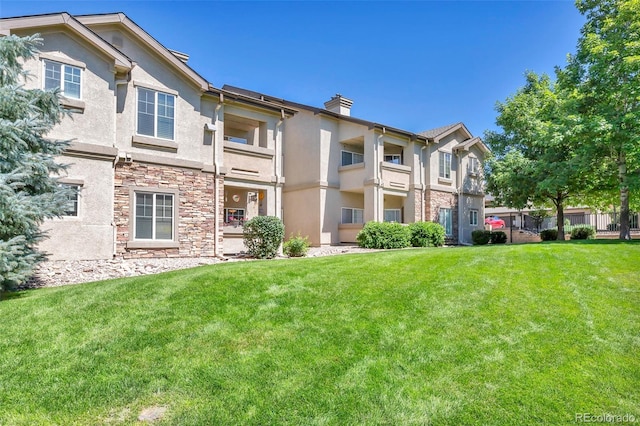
(338, 162, 366, 192)
(380, 162, 411, 192)
(223, 142, 275, 182)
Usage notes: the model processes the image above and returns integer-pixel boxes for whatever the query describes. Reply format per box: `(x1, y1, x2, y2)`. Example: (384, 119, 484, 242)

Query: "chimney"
(324, 94, 353, 116)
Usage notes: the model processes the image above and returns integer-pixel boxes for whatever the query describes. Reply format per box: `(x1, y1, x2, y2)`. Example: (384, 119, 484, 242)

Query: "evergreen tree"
(0, 34, 70, 291)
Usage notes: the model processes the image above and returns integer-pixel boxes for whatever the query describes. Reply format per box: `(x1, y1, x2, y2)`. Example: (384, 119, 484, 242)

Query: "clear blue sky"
(1, 1, 585, 137)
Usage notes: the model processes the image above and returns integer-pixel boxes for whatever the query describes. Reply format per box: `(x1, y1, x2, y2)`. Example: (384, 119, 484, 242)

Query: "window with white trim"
(439, 207, 453, 236)
(341, 150, 364, 166)
(43, 60, 81, 99)
(60, 183, 80, 217)
(469, 157, 479, 175)
(384, 209, 401, 223)
(134, 192, 174, 240)
(470, 209, 478, 226)
(384, 154, 402, 165)
(137, 87, 175, 140)
(439, 151, 452, 179)
(341, 207, 364, 224)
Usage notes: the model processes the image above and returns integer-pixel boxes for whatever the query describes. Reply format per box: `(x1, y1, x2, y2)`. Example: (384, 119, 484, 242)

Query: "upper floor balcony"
(380, 161, 411, 192)
(223, 113, 276, 182)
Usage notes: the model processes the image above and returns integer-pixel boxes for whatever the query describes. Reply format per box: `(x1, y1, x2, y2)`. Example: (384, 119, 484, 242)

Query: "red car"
(485, 216, 506, 228)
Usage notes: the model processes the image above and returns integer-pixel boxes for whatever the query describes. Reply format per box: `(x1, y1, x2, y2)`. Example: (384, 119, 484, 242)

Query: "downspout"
(276, 109, 285, 221)
(375, 132, 383, 221)
(457, 151, 464, 244)
(112, 73, 130, 258)
(420, 144, 427, 222)
(274, 110, 284, 220)
(213, 102, 223, 257)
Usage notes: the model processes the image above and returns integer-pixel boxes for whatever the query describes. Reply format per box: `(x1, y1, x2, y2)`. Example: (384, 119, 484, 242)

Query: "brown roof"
(418, 123, 462, 139)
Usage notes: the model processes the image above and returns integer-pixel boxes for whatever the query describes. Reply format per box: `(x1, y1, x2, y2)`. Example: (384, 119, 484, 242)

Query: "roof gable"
(0, 12, 132, 72)
(454, 136, 490, 154)
(419, 122, 472, 142)
(76, 13, 209, 91)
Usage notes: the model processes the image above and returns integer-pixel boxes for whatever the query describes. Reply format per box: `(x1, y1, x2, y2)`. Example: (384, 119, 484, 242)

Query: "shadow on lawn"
(0, 290, 29, 302)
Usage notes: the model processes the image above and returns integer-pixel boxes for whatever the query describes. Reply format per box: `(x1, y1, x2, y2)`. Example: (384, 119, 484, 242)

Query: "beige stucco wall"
(282, 187, 322, 245)
(282, 110, 325, 245)
(282, 110, 322, 185)
(17, 30, 117, 148)
(459, 194, 485, 245)
(15, 28, 117, 261)
(87, 27, 212, 166)
(39, 156, 115, 260)
(427, 130, 468, 191)
(459, 145, 485, 196)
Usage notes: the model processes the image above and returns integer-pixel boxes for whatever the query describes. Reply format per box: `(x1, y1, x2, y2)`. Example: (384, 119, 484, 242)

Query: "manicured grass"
(1, 241, 639, 425)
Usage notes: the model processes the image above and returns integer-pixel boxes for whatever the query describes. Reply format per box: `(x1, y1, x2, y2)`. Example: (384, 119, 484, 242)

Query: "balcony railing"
(380, 162, 411, 192)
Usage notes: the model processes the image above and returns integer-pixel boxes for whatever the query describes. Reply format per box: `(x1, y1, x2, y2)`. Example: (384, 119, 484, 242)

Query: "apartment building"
(223, 87, 488, 245)
(1, 13, 294, 259)
(1, 12, 487, 261)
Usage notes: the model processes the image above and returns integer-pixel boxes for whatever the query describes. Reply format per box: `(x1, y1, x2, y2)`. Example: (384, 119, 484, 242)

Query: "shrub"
(242, 216, 285, 259)
(570, 226, 596, 240)
(540, 229, 558, 241)
(408, 221, 445, 247)
(283, 233, 310, 257)
(472, 230, 491, 245)
(490, 231, 508, 244)
(356, 221, 411, 249)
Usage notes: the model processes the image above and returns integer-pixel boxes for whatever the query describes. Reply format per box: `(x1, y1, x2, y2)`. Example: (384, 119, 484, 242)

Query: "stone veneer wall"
(114, 162, 223, 258)
(426, 189, 459, 244)
(412, 188, 423, 223)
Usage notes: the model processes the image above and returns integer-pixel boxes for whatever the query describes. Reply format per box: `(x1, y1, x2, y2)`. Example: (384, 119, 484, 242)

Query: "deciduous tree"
(484, 72, 586, 240)
(558, 0, 640, 240)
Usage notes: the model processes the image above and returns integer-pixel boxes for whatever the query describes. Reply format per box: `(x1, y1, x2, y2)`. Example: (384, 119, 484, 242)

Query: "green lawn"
(1, 241, 639, 425)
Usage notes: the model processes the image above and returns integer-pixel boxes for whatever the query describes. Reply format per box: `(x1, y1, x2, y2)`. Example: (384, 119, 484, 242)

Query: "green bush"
(283, 233, 310, 257)
(472, 230, 491, 245)
(540, 229, 558, 241)
(570, 226, 596, 240)
(356, 221, 411, 249)
(490, 231, 508, 244)
(408, 221, 445, 247)
(242, 216, 285, 259)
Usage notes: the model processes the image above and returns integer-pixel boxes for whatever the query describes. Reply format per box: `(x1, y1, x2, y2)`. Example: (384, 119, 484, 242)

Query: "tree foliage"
(558, 0, 640, 239)
(484, 72, 586, 240)
(0, 34, 70, 291)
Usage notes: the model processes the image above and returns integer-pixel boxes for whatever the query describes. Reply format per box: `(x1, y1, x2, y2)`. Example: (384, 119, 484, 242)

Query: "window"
(60, 184, 79, 216)
(384, 209, 401, 223)
(470, 209, 478, 226)
(470, 157, 479, 175)
(341, 150, 364, 166)
(384, 154, 402, 165)
(137, 87, 175, 140)
(43, 60, 81, 99)
(342, 207, 364, 224)
(224, 208, 246, 223)
(439, 151, 452, 179)
(134, 192, 174, 240)
(439, 208, 453, 236)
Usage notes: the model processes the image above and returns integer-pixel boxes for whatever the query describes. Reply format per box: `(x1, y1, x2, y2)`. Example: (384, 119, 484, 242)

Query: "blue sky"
(1, 1, 585, 137)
